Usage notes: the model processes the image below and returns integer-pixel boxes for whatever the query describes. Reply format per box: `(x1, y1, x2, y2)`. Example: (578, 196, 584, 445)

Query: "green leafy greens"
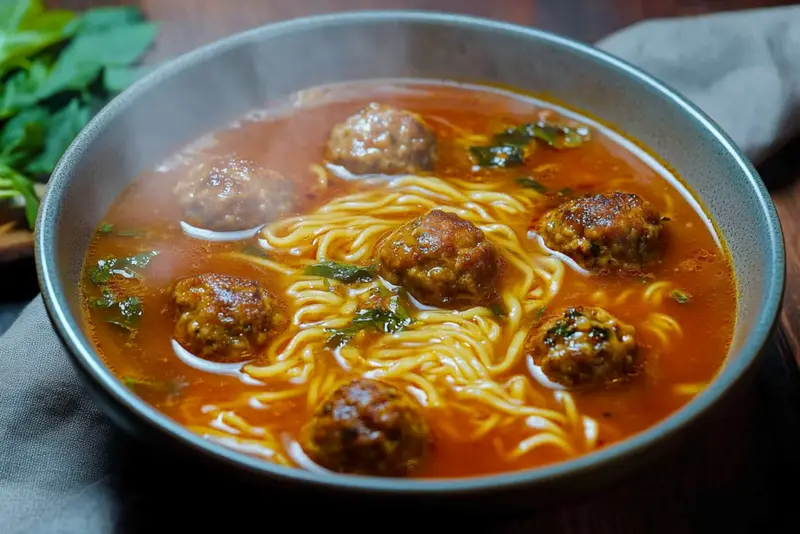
(325, 296, 413, 348)
(304, 261, 375, 283)
(0, 1, 158, 228)
(88, 250, 159, 285)
(87, 250, 158, 334)
(97, 222, 144, 237)
(468, 119, 589, 170)
(91, 288, 143, 330)
(516, 176, 548, 192)
(122, 375, 188, 404)
(469, 144, 524, 168)
(670, 289, 691, 304)
(495, 121, 590, 149)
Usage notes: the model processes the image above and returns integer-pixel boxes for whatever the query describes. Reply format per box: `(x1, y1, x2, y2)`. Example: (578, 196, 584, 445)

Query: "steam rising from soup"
(80, 81, 736, 478)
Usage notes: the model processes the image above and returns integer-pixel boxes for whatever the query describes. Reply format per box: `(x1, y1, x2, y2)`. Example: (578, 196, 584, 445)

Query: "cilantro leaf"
(304, 261, 375, 283)
(325, 297, 413, 348)
(670, 290, 691, 304)
(88, 250, 159, 285)
(469, 144, 525, 168)
(516, 176, 548, 192)
(496, 121, 590, 149)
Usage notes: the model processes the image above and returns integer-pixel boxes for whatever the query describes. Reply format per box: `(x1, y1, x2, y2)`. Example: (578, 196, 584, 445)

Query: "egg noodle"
(183, 169, 681, 472)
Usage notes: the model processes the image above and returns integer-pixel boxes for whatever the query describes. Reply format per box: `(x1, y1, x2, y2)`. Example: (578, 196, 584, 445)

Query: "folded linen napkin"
(2, 6, 800, 533)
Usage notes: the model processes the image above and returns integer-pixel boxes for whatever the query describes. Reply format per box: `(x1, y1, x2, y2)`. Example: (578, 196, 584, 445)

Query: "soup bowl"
(35, 11, 784, 512)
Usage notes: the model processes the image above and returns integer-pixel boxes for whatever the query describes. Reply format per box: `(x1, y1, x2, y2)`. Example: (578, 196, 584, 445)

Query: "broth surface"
(80, 81, 736, 478)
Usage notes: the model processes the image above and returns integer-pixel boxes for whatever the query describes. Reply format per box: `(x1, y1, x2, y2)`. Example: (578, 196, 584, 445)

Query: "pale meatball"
(326, 103, 436, 175)
(174, 156, 296, 231)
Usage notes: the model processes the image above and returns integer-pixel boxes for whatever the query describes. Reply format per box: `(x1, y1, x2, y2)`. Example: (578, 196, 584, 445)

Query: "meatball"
(375, 209, 500, 309)
(172, 273, 285, 362)
(302, 378, 431, 476)
(528, 306, 639, 389)
(538, 192, 664, 272)
(174, 156, 296, 232)
(326, 103, 436, 175)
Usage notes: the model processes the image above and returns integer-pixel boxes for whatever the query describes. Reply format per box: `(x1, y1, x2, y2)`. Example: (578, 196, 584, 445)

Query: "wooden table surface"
(33, 1, 800, 532)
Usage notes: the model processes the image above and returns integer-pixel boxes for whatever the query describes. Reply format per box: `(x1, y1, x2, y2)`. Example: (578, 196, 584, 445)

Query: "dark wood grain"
(38, 1, 800, 532)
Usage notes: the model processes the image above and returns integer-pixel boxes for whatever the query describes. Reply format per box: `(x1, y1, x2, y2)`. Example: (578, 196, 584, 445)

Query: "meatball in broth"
(528, 306, 640, 389)
(174, 156, 296, 232)
(172, 273, 285, 362)
(539, 192, 664, 273)
(302, 379, 431, 476)
(326, 103, 437, 175)
(376, 209, 500, 309)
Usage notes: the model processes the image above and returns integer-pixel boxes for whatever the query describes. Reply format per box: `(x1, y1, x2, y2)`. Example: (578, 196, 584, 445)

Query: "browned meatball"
(539, 192, 664, 272)
(326, 103, 436, 175)
(375, 209, 500, 309)
(172, 273, 285, 362)
(528, 306, 639, 389)
(302, 378, 431, 476)
(174, 156, 296, 232)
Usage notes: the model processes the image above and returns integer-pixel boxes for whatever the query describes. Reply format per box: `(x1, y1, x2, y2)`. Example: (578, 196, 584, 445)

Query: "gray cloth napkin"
(3, 6, 800, 533)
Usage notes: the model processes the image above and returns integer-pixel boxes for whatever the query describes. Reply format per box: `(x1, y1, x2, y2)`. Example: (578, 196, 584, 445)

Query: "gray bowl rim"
(35, 10, 785, 495)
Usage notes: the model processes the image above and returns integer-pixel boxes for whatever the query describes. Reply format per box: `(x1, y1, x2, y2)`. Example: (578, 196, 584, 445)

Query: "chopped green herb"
(304, 261, 375, 283)
(325, 297, 413, 348)
(557, 187, 574, 197)
(97, 222, 144, 237)
(670, 290, 691, 304)
(88, 250, 158, 284)
(516, 177, 548, 192)
(469, 144, 525, 168)
(91, 288, 116, 308)
(122, 375, 187, 398)
(534, 306, 547, 324)
(589, 326, 610, 341)
(564, 308, 584, 320)
(548, 321, 574, 338)
(589, 241, 601, 257)
(377, 284, 393, 298)
(496, 121, 590, 150)
(91, 287, 142, 331)
(490, 303, 507, 317)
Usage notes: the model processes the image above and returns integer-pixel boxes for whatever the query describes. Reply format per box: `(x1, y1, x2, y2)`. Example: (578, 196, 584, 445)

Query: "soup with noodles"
(79, 80, 736, 478)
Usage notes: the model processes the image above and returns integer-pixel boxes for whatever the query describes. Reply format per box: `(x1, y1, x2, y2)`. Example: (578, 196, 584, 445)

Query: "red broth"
(80, 81, 736, 478)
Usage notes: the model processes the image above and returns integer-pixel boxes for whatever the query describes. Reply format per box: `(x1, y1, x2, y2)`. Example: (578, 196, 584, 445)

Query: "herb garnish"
(490, 303, 507, 317)
(0, 2, 158, 228)
(670, 290, 691, 304)
(326, 296, 412, 348)
(122, 375, 187, 403)
(496, 121, 590, 150)
(516, 177, 548, 192)
(304, 261, 375, 283)
(97, 222, 144, 237)
(91, 287, 143, 330)
(469, 145, 525, 168)
(89, 250, 159, 285)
